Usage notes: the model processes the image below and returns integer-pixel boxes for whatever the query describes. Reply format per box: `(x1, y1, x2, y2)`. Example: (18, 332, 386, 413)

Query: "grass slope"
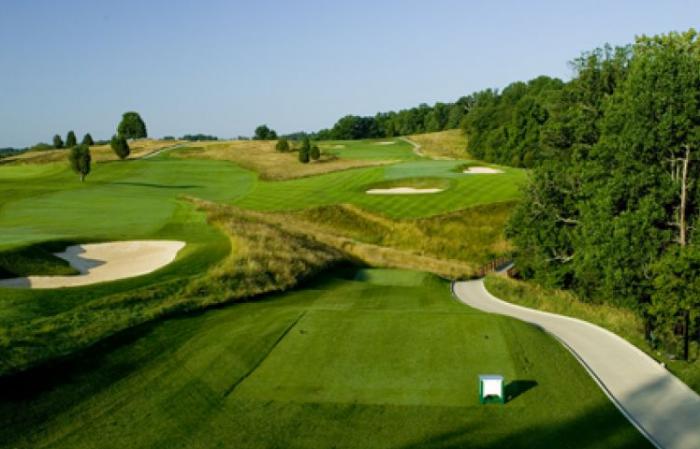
(0, 269, 650, 449)
(233, 159, 524, 218)
(408, 129, 469, 159)
(172, 139, 404, 180)
(0, 141, 522, 372)
(2, 139, 183, 165)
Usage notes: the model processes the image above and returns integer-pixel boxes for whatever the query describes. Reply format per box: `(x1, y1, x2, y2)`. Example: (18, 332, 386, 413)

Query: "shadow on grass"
(505, 379, 537, 403)
(395, 400, 654, 449)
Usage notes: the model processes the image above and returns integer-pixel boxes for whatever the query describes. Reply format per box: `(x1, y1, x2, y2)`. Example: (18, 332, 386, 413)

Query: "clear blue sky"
(1, 0, 698, 147)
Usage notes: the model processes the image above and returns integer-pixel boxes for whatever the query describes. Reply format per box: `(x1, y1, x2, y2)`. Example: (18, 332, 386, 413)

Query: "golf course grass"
(0, 136, 652, 447)
(0, 268, 651, 449)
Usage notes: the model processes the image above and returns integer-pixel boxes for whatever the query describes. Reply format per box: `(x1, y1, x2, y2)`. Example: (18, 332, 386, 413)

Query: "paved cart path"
(453, 279, 700, 449)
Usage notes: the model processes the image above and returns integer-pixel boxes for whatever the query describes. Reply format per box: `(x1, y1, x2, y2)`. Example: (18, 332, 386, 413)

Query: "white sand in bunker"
(374, 141, 396, 145)
(0, 240, 185, 289)
(463, 166, 504, 174)
(366, 187, 443, 195)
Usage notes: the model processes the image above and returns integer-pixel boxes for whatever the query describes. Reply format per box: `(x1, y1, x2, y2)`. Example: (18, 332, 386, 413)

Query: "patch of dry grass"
(408, 129, 469, 159)
(290, 202, 513, 269)
(171, 140, 394, 180)
(3, 139, 184, 165)
(224, 201, 515, 279)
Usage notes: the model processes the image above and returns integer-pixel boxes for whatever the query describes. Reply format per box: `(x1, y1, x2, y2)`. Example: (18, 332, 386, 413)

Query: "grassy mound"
(0, 269, 651, 449)
(0, 202, 344, 377)
(0, 242, 79, 279)
(171, 140, 410, 181)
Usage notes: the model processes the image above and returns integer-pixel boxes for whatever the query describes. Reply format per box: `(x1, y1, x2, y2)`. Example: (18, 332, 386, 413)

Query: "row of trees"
(275, 137, 320, 163)
(508, 29, 700, 358)
(65, 111, 148, 180)
(462, 76, 565, 167)
(52, 131, 94, 149)
(311, 98, 473, 141)
(254, 125, 277, 140)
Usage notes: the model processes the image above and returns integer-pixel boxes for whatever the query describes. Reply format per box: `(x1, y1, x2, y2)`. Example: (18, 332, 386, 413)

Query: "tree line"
(67, 112, 148, 182)
(305, 98, 473, 141)
(508, 29, 700, 358)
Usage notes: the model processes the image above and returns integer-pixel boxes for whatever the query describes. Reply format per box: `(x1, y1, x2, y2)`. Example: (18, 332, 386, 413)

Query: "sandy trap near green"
(463, 166, 504, 174)
(366, 187, 444, 194)
(0, 240, 185, 289)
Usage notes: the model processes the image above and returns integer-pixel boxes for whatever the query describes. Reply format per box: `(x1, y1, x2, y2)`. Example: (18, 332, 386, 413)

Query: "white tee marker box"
(479, 374, 505, 404)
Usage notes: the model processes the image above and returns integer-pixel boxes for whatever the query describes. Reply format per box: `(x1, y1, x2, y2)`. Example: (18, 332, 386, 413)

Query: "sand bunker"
(463, 166, 503, 174)
(366, 187, 443, 195)
(375, 141, 396, 145)
(0, 240, 185, 289)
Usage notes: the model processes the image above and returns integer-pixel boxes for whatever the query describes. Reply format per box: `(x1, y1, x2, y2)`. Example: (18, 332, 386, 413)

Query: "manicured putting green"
(0, 269, 651, 449)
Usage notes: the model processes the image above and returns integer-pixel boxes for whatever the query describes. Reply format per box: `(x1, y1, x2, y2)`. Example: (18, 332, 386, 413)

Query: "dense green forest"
(509, 29, 700, 358)
(308, 97, 474, 140)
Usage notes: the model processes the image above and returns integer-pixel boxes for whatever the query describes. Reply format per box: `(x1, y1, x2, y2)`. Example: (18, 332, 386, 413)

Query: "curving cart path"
(453, 279, 700, 449)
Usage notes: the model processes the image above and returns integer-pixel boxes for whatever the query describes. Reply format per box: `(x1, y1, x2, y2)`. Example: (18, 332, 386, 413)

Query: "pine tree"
(65, 130, 77, 148)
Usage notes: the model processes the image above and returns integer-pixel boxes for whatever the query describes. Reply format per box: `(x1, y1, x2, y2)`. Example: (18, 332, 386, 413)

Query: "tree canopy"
(254, 125, 277, 140)
(310, 144, 320, 161)
(68, 144, 91, 182)
(298, 138, 311, 163)
(53, 134, 64, 149)
(313, 98, 473, 141)
(275, 138, 290, 152)
(81, 133, 94, 146)
(508, 29, 700, 356)
(65, 131, 77, 148)
(117, 112, 148, 139)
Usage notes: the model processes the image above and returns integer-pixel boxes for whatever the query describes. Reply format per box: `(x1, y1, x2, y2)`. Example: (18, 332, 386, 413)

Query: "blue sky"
(1, 0, 698, 147)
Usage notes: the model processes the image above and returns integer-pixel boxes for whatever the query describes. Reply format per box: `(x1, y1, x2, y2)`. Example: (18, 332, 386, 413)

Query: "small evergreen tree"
(81, 133, 94, 146)
(68, 144, 91, 181)
(110, 135, 131, 160)
(275, 138, 290, 152)
(310, 144, 321, 160)
(298, 147, 310, 163)
(65, 131, 77, 148)
(53, 134, 64, 149)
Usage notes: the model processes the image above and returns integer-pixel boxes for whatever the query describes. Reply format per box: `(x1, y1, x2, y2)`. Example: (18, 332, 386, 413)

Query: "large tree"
(68, 144, 91, 182)
(117, 112, 147, 139)
(110, 135, 131, 160)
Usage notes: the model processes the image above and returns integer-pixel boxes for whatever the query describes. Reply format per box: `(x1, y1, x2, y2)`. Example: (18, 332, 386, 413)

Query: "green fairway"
(0, 141, 523, 254)
(0, 157, 255, 251)
(0, 269, 650, 449)
(233, 159, 525, 218)
(0, 140, 522, 375)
